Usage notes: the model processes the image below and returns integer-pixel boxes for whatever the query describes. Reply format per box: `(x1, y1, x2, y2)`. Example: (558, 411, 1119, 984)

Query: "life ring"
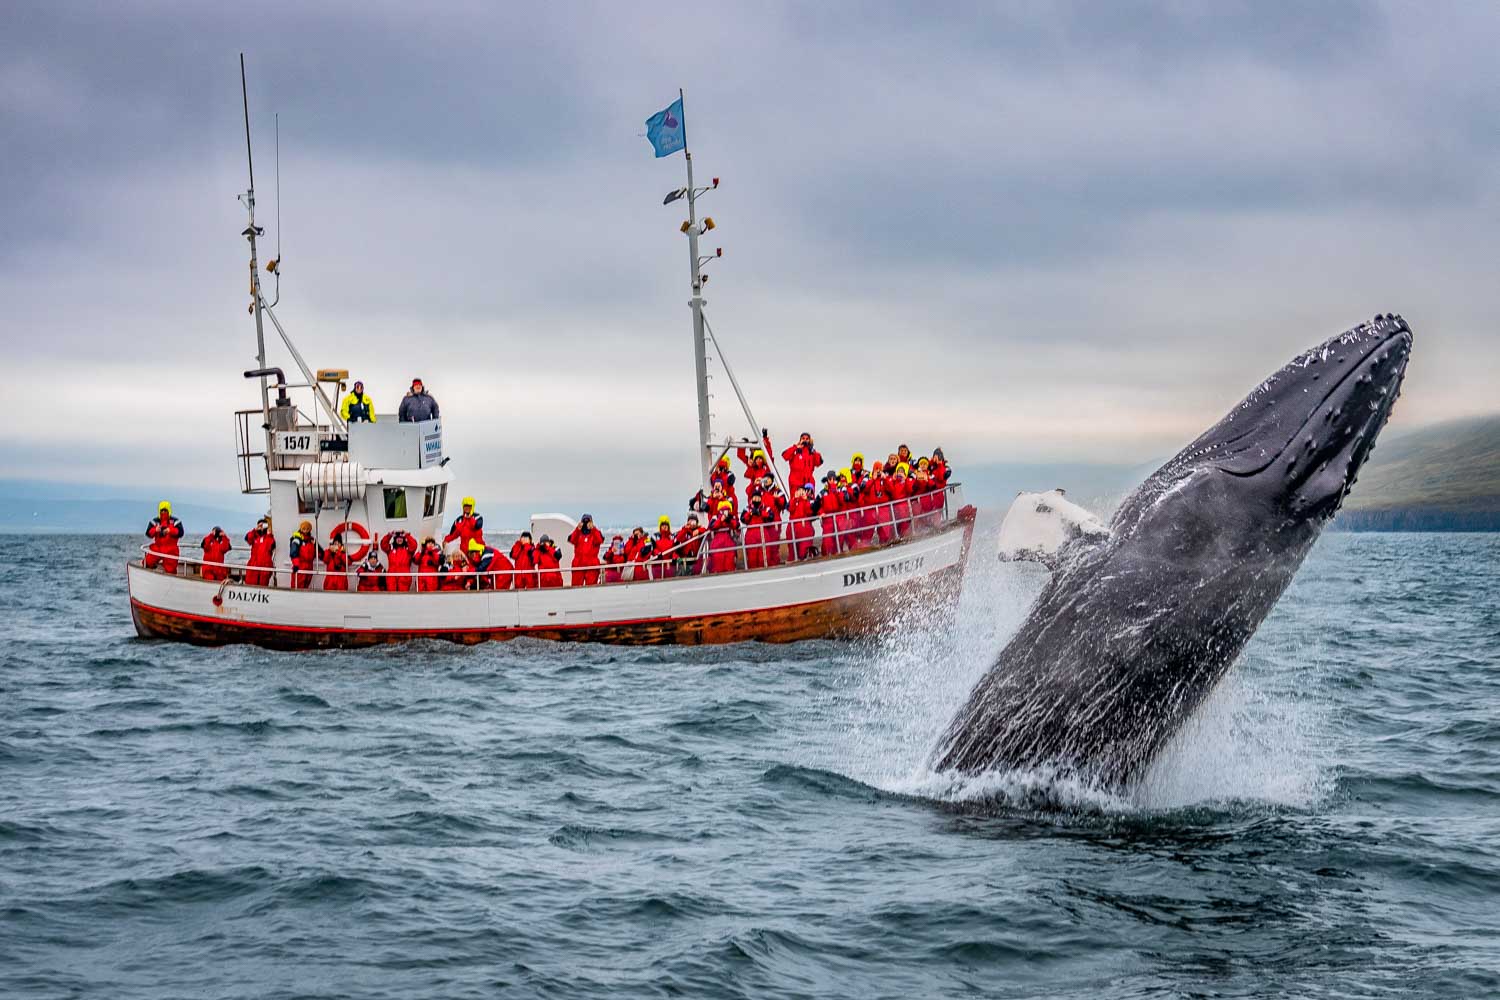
(330, 520, 371, 562)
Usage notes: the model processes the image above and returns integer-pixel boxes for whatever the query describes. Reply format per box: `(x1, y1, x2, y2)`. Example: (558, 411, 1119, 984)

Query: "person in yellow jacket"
(340, 380, 376, 423)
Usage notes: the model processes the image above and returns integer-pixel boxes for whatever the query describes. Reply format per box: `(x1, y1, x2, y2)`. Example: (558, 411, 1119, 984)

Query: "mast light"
(702, 217, 715, 231)
(680, 220, 692, 233)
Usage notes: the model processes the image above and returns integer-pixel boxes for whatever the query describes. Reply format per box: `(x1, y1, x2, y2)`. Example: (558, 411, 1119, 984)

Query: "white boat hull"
(128, 516, 976, 649)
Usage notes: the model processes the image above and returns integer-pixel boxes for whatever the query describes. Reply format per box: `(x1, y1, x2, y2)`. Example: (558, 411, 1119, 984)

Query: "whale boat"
(126, 69, 976, 650)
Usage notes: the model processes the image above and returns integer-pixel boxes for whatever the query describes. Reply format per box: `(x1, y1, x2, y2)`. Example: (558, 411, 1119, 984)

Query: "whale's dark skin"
(933, 314, 1414, 788)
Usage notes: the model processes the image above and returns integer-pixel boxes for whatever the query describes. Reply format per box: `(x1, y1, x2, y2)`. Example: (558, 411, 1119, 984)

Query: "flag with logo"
(645, 97, 686, 158)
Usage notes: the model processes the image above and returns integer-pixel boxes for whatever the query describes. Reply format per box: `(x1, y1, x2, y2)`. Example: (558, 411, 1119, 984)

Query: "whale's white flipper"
(996, 489, 1109, 568)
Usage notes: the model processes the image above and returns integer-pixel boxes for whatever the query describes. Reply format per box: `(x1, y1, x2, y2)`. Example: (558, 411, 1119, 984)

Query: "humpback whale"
(933, 314, 1414, 789)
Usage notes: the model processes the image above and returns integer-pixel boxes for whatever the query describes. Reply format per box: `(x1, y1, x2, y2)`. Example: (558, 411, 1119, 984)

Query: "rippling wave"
(1, 532, 1497, 998)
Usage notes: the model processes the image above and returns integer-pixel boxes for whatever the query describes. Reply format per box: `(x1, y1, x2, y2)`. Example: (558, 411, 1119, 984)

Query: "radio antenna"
(267, 111, 282, 307)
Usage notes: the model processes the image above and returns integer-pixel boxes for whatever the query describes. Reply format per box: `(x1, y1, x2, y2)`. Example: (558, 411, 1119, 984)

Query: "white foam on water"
(821, 518, 1333, 815)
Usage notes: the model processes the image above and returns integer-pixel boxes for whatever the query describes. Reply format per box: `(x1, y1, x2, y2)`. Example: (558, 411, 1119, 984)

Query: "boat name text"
(224, 588, 271, 604)
(843, 556, 925, 589)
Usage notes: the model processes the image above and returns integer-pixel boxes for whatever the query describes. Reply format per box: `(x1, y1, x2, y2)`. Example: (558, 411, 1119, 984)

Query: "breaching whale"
(932, 314, 1414, 789)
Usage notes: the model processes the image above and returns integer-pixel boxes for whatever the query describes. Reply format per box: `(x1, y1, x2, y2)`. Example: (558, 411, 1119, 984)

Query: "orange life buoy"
(330, 520, 371, 562)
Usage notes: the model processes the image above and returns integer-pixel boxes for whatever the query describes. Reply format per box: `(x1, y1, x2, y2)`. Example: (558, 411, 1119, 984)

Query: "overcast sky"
(4, 2, 1496, 511)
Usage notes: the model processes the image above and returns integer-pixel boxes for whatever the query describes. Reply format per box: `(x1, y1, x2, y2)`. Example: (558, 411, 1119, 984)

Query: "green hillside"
(1337, 414, 1500, 530)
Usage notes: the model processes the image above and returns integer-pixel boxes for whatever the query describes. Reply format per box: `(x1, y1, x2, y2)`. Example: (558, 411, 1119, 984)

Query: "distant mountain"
(1336, 414, 1500, 531)
(0, 480, 263, 535)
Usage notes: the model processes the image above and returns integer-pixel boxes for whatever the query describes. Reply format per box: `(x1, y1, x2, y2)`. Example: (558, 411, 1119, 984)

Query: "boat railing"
(137, 483, 968, 589)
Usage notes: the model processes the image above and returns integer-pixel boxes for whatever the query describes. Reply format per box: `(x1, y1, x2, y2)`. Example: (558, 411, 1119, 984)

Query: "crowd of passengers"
(142, 433, 953, 591)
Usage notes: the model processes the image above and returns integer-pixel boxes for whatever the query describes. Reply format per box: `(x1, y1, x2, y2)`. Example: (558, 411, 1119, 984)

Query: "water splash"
(818, 517, 1332, 814)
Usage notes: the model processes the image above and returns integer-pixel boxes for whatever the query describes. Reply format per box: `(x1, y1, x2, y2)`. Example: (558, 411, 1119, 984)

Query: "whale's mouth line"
(1218, 327, 1411, 480)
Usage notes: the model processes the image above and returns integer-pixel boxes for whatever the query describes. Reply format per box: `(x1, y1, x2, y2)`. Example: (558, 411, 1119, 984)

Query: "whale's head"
(1114, 314, 1413, 553)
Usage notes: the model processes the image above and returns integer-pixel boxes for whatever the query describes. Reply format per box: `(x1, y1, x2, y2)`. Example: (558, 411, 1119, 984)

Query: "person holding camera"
(781, 432, 823, 491)
(568, 514, 606, 587)
(199, 526, 232, 581)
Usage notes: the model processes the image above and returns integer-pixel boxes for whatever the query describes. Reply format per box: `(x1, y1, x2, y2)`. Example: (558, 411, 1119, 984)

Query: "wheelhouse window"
(423, 486, 438, 517)
(384, 487, 408, 519)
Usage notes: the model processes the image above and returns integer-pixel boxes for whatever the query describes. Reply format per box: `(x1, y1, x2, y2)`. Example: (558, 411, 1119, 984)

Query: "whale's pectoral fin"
(996, 489, 1110, 568)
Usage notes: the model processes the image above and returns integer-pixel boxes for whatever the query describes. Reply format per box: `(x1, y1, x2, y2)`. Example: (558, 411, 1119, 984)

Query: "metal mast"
(239, 55, 272, 468)
(679, 90, 715, 486)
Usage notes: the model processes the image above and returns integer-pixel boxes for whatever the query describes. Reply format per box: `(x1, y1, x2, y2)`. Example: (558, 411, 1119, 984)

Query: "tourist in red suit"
(567, 514, 605, 587)
(443, 497, 485, 552)
(781, 433, 823, 493)
(144, 501, 185, 574)
(603, 536, 628, 584)
(244, 519, 276, 586)
(707, 502, 739, 574)
(510, 532, 537, 589)
(289, 520, 318, 589)
(356, 553, 384, 591)
(321, 538, 350, 591)
(651, 517, 677, 580)
(535, 536, 564, 589)
(199, 526, 232, 581)
(789, 484, 817, 560)
(816, 472, 844, 557)
(381, 529, 418, 593)
(414, 538, 443, 592)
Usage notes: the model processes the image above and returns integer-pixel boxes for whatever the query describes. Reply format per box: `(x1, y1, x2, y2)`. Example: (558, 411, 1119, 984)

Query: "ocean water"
(1, 530, 1497, 999)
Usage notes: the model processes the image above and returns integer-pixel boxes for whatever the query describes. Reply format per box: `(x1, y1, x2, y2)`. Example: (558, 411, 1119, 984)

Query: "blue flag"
(645, 98, 686, 158)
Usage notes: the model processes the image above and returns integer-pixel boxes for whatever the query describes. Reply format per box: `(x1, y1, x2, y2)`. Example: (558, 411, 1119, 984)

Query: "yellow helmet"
(839, 467, 852, 480)
(851, 452, 864, 463)
(717, 500, 733, 511)
(468, 539, 486, 552)
(158, 500, 172, 513)
(753, 449, 765, 460)
(896, 462, 910, 475)
(462, 496, 475, 508)
(659, 515, 671, 526)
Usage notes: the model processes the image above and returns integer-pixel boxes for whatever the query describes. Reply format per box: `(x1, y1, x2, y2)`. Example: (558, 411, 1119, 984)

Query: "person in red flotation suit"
(321, 537, 350, 591)
(144, 501, 185, 574)
(464, 538, 507, 590)
(440, 553, 473, 591)
(650, 516, 676, 580)
(789, 483, 817, 560)
(672, 516, 706, 575)
(737, 442, 774, 504)
(889, 464, 915, 537)
(866, 468, 896, 545)
(443, 496, 485, 554)
(413, 537, 443, 591)
(509, 531, 537, 589)
(815, 471, 843, 557)
(199, 526, 232, 581)
(289, 520, 318, 589)
(781, 433, 823, 494)
(896, 443, 915, 470)
(629, 535, 655, 580)
(929, 447, 950, 489)
(755, 474, 787, 566)
(535, 535, 564, 588)
(381, 529, 417, 593)
(602, 536, 628, 583)
(622, 527, 649, 581)
(740, 496, 770, 570)
(567, 514, 605, 587)
(911, 469, 938, 531)
(356, 552, 385, 591)
(243, 518, 276, 586)
(709, 454, 736, 497)
(707, 501, 739, 574)
(849, 453, 868, 483)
